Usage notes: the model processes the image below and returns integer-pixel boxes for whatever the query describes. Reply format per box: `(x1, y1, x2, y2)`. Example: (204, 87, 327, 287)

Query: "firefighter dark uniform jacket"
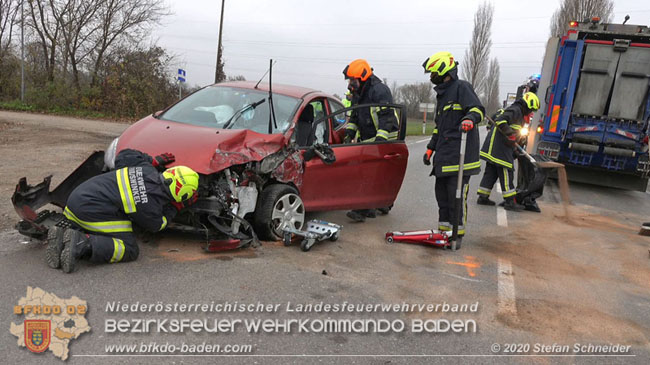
(345, 74, 399, 142)
(480, 99, 527, 170)
(63, 149, 177, 263)
(426, 73, 485, 177)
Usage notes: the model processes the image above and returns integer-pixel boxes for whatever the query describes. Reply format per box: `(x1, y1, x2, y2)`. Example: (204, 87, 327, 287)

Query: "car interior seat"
(296, 104, 315, 147)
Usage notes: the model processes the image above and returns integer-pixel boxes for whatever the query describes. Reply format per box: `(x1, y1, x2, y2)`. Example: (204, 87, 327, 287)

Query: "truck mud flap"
(548, 165, 648, 192)
(12, 151, 105, 231)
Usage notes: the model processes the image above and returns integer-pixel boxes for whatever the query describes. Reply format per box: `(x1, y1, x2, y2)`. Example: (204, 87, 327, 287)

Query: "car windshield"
(160, 86, 301, 134)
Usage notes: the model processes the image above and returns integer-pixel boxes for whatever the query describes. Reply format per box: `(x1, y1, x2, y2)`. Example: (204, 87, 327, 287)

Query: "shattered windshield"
(160, 86, 301, 134)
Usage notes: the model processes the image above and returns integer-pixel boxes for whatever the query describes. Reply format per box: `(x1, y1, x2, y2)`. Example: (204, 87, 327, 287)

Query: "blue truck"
(532, 18, 650, 191)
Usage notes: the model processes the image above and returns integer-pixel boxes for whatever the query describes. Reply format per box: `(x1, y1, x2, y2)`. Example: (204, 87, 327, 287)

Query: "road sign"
(178, 69, 186, 83)
(419, 103, 435, 112)
(504, 93, 516, 107)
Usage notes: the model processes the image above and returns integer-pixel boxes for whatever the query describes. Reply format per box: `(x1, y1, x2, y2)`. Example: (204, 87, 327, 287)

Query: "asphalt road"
(1, 115, 649, 364)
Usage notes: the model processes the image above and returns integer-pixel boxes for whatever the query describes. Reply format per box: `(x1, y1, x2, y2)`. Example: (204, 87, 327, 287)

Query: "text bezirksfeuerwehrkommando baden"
(105, 301, 479, 314)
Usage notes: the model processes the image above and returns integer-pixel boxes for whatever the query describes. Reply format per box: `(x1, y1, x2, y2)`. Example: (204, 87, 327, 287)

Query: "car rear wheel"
(254, 184, 305, 240)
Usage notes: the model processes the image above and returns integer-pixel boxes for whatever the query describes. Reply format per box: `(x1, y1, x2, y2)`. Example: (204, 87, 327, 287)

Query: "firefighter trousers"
(435, 175, 470, 236)
(477, 162, 516, 199)
(67, 222, 139, 264)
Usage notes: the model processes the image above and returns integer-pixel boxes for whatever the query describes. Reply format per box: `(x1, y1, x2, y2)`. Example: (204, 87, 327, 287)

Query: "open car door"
(296, 102, 409, 212)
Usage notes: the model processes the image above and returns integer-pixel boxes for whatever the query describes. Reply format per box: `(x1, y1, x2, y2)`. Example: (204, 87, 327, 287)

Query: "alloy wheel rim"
(271, 193, 305, 237)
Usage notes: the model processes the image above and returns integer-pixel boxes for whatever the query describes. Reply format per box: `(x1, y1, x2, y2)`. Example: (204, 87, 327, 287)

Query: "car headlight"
(104, 137, 120, 170)
(520, 127, 529, 137)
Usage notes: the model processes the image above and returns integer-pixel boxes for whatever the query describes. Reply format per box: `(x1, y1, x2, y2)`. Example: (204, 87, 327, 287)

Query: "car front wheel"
(254, 184, 305, 240)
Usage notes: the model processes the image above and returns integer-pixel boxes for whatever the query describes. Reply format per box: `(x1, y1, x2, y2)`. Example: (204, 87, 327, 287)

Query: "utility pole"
(214, 0, 225, 83)
(20, 0, 25, 102)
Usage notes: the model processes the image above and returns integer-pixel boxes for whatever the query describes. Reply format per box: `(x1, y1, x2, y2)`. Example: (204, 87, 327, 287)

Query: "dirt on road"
(0, 111, 128, 231)
(2, 110, 649, 354)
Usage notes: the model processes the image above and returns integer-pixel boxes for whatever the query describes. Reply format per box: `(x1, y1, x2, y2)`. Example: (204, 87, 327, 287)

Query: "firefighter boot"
(522, 196, 541, 213)
(60, 229, 92, 273)
(346, 210, 367, 222)
(45, 226, 66, 269)
(346, 209, 376, 222)
(377, 205, 393, 215)
(477, 195, 496, 206)
(503, 197, 524, 212)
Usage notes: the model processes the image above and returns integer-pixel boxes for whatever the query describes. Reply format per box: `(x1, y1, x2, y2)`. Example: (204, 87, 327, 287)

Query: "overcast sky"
(151, 0, 649, 101)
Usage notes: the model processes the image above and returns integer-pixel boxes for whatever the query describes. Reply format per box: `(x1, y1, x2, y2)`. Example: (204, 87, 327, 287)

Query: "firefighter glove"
(152, 153, 175, 171)
(506, 134, 518, 147)
(423, 149, 433, 166)
(343, 134, 352, 144)
(171, 191, 198, 211)
(460, 119, 474, 132)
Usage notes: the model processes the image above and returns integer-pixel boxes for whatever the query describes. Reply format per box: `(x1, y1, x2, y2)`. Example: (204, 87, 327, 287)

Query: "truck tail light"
(537, 126, 544, 134)
(569, 21, 578, 27)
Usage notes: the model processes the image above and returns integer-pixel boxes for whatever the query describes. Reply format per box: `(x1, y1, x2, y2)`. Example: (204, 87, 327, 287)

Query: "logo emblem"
(24, 320, 51, 353)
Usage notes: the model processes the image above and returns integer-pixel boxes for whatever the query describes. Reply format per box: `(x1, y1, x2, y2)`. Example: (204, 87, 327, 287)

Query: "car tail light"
(569, 21, 578, 27)
(537, 126, 544, 134)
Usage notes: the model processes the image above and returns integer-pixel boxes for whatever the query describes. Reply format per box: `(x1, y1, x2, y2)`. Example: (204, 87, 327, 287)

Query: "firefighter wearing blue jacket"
(343, 59, 399, 143)
(477, 92, 540, 210)
(422, 52, 484, 240)
(45, 149, 199, 273)
(342, 59, 399, 222)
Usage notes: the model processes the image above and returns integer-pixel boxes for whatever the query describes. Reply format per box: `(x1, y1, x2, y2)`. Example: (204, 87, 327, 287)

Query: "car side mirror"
(303, 144, 336, 164)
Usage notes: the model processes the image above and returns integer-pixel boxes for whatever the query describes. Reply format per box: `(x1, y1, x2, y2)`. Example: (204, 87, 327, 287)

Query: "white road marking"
(442, 272, 482, 282)
(498, 258, 517, 317)
(495, 185, 508, 227)
(406, 138, 429, 146)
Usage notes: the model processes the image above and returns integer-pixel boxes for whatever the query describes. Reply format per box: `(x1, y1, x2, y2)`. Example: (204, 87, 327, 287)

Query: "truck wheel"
(254, 184, 305, 241)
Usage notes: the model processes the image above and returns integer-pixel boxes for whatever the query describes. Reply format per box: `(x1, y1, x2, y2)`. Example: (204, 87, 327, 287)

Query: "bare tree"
(484, 58, 500, 116)
(27, 0, 64, 83)
(460, 1, 494, 102)
(550, 0, 613, 37)
(0, 0, 19, 56)
(90, 0, 168, 87)
(396, 82, 434, 118)
(227, 74, 246, 81)
(51, 0, 102, 94)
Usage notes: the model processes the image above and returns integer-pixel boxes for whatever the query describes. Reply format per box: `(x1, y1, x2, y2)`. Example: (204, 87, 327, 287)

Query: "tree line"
(392, 0, 613, 121)
(0, 0, 180, 117)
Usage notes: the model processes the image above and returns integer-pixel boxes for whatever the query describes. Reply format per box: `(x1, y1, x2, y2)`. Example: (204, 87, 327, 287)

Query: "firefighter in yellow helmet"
(422, 51, 485, 246)
(46, 149, 199, 273)
(477, 92, 540, 211)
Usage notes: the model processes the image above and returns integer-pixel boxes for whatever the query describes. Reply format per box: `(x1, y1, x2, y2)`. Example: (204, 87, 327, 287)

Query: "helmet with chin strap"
(162, 166, 199, 203)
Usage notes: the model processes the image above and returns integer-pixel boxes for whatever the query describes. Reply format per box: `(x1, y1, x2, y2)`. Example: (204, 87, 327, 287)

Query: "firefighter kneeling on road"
(45, 149, 199, 273)
(422, 52, 484, 245)
(342, 58, 399, 222)
(477, 92, 540, 211)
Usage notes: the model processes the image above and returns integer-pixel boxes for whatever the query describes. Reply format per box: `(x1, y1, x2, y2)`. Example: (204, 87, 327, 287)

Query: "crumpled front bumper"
(12, 151, 105, 239)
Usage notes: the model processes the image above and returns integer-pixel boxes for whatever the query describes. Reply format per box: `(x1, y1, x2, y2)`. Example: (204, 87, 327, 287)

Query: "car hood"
(117, 116, 288, 174)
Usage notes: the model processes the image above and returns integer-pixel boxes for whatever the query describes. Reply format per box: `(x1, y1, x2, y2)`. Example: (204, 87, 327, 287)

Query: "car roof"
(215, 81, 329, 99)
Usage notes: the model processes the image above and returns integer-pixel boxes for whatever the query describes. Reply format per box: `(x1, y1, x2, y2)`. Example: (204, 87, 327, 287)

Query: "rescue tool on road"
(283, 219, 342, 252)
(385, 230, 452, 248)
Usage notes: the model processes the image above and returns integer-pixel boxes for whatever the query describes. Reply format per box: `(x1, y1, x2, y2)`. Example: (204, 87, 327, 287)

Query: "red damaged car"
(13, 81, 409, 245)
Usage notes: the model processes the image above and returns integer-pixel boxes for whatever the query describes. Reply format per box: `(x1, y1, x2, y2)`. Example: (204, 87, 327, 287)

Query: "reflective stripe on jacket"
(345, 75, 399, 142)
(427, 76, 484, 177)
(64, 149, 177, 234)
(480, 100, 526, 170)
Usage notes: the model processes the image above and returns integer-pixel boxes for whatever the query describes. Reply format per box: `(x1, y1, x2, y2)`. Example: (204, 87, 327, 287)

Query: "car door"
(298, 100, 409, 212)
